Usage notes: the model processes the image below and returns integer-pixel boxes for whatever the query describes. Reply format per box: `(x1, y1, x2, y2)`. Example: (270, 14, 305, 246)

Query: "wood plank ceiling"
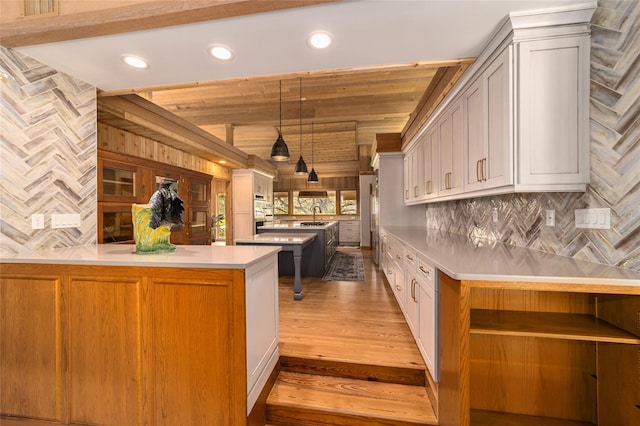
(129, 60, 470, 178)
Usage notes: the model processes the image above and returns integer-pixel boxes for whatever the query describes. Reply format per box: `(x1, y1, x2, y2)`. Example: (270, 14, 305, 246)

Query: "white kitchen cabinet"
(232, 169, 273, 241)
(403, 246, 419, 336)
(403, 143, 424, 204)
(465, 46, 512, 193)
(339, 220, 360, 245)
(403, 9, 592, 204)
(438, 97, 465, 197)
(517, 35, 590, 188)
(415, 255, 437, 380)
(423, 125, 439, 200)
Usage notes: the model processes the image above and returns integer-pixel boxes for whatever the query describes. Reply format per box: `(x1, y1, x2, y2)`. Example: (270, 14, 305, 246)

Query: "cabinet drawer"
(404, 247, 417, 269)
(417, 256, 435, 289)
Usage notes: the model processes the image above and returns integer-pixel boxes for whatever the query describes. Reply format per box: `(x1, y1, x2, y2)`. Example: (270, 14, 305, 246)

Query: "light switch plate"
(575, 208, 611, 229)
(51, 213, 81, 229)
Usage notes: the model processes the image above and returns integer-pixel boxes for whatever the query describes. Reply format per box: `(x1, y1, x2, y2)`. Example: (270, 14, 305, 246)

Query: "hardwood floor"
(268, 248, 437, 425)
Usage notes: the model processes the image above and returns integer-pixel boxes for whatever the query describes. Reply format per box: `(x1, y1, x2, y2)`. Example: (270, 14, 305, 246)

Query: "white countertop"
(259, 221, 338, 230)
(384, 227, 640, 289)
(235, 233, 317, 244)
(0, 244, 281, 269)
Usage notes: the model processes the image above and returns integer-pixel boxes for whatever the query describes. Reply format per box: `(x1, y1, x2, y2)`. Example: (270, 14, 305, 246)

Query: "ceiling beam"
(0, 0, 339, 48)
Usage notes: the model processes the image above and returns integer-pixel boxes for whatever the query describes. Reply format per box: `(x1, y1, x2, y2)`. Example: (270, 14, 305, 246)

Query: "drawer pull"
(396, 254, 401, 260)
(419, 266, 430, 276)
(406, 254, 414, 261)
(395, 285, 402, 291)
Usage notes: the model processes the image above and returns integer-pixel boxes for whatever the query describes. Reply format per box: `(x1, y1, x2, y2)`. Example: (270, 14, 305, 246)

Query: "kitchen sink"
(299, 222, 328, 226)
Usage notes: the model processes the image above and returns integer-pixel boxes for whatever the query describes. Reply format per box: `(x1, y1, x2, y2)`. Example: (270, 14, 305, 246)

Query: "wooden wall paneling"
(68, 275, 143, 425)
(149, 269, 247, 425)
(470, 289, 593, 314)
(0, 273, 66, 422)
(437, 273, 470, 426)
(597, 343, 640, 426)
(470, 335, 597, 422)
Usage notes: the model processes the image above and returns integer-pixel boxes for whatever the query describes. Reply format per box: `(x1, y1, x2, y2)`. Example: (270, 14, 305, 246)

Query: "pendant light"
(294, 78, 308, 174)
(270, 80, 290, 161)
(307, 122, 319, 183)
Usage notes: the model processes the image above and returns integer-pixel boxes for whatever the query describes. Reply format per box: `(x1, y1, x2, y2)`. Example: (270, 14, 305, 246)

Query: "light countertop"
(384, 227, 640, 289)
(259, 221, 338, 230)
(235, 233, 317, 244)
(0, 244, 280, 269)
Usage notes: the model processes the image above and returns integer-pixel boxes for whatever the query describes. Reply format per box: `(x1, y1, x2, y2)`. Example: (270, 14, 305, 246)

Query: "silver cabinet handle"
(419, 265, 430, 276)
(406, 254, 414, 261)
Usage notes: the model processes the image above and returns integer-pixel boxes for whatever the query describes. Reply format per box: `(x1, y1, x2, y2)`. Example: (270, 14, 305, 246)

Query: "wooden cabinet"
(1, 257, 279, 426)
(438, 275, 640, 426)
(98, 151, 212, 245)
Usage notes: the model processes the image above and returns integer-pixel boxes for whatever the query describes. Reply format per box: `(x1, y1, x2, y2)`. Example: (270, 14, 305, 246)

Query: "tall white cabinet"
(403, 5, 594, 204)
(232, 169, 273, 241)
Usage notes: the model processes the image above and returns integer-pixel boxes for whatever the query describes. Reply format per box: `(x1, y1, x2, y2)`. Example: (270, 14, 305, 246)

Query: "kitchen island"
(0, 244, 281, 426)
(257, 221, 339, 278)
(236, 233, 316, 300)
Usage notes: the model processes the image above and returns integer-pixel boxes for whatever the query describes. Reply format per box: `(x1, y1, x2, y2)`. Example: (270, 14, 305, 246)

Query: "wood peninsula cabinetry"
(404, 5, 593, 205)
(381, 227, 640, 426)
(0, 245, 280, 426)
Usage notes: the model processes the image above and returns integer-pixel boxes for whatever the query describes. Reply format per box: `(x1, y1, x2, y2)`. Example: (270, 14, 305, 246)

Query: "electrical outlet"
(545, 210, 555, 227)
(31, 214, 45, 229)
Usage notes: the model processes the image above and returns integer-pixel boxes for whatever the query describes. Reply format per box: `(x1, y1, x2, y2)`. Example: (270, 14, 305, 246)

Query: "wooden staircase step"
(267, 371, 437, 426)
(280, 354, 425, 387)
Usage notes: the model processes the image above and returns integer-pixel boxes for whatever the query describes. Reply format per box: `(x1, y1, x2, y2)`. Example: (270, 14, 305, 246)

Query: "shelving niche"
(467, 287, 640, 426)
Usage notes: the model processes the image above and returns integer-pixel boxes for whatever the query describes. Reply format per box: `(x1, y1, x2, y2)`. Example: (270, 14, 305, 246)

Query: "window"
(340, 190, 357, 215)
(274, 191, 289, 215)
(292, 191, 336, 215)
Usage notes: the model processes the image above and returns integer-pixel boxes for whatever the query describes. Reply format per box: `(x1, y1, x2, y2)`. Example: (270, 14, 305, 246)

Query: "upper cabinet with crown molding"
(403, 3, 595, 205)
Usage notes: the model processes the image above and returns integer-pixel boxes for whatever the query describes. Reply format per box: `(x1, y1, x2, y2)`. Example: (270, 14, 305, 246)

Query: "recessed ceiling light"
(307, 31, 333, 49)
(208, 45, 234, 61)
(219, 160, 227, 164)
(120, 54, 149, 69)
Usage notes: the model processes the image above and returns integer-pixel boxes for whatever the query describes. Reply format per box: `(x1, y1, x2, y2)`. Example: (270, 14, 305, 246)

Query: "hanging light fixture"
(294, 78, 308, 175)
(271, 80, 290, 161)
(307, 122, 319, 183)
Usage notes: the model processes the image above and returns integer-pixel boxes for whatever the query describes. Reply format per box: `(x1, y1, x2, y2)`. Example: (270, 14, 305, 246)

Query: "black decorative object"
(149, 178, 185, 229)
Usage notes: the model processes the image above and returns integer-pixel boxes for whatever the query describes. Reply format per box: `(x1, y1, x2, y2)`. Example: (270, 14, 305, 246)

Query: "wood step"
(267, 371, 437, 426)
(280, 354, 426, 387)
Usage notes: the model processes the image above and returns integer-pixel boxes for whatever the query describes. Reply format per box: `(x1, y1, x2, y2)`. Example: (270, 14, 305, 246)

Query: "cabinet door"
(417, 280, 437, 380)
(464, 78, 486, 192)
(99, 159, 141, 203)
(484, 46, 512, 189)
(439, 98, 464, 196)
(518, 36, 589, 186)
(405, 269, 419, 338)
(403, 151, 411, 203)
(424, 125, 439, 199)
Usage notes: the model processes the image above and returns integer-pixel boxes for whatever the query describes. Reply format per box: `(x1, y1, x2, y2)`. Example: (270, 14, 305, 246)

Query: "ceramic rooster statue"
(132, 178, 185, 253)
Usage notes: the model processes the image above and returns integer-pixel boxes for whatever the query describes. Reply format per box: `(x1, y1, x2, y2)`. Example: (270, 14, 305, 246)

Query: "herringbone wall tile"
(0, 47, 97, 254)
(426, 0, 640, 271)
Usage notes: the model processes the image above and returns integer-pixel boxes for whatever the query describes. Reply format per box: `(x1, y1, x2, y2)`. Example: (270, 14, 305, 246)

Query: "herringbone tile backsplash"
(426, 0, 639, 271)
(0, 47, 97, 254)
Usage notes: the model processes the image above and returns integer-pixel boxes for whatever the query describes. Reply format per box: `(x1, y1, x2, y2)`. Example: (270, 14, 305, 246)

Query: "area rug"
(322, 251, 365, 281)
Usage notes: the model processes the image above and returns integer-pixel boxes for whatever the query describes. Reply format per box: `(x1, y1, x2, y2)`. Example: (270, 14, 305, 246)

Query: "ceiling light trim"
(307, 31, 333, 49)
(120, 54, 150, 69)
(208, 44, 234, 61)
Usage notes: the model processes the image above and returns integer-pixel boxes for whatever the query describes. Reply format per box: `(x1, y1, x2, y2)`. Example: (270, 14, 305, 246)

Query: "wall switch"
(492, 208, 498, 222)
(545, 210, 555, 227)
(31, 214, 45, 229)
(575, 208, 611, 229)
(51, 213, 81, 229)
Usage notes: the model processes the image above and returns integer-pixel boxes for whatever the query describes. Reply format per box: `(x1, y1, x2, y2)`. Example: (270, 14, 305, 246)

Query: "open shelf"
(471, 409, 595, 426)
(470, 309, 640, 344)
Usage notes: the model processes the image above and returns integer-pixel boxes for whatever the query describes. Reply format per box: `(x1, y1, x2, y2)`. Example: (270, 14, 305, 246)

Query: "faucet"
(313, 205, 322, 223)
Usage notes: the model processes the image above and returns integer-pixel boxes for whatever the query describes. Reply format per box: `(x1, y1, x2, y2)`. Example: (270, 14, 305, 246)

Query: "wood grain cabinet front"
(1, 261, 278, 426)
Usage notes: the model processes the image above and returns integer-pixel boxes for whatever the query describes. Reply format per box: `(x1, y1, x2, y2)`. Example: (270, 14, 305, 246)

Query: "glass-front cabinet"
(98, 152, 213, 246)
